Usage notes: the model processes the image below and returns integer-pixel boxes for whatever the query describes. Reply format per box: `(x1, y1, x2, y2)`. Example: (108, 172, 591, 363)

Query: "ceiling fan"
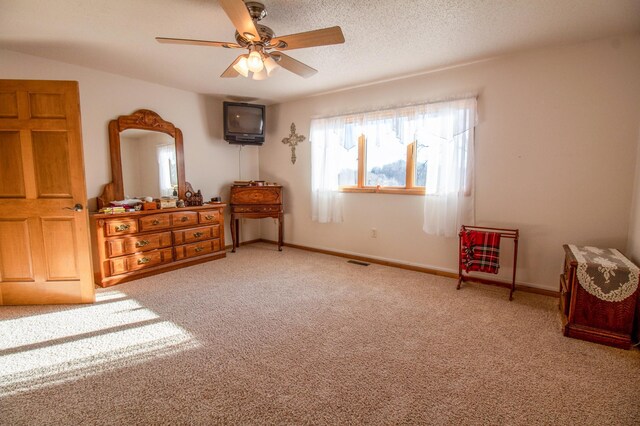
(156, 0, 345, 80)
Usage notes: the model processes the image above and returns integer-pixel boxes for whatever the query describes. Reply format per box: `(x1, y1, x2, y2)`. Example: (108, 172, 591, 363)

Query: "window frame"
(339, 134, 426, 195)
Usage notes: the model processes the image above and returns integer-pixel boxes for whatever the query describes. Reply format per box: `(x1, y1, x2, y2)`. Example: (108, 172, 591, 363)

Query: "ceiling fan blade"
(156, 37, 241, 49)
(219, 0, 261, 41)
(271, 52, 317, 78)
(220, 56, 243, 78)
(270, 26, 345, 51)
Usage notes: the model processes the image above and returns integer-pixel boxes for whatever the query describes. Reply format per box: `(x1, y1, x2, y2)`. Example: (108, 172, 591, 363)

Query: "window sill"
(340, 186, 425, 196)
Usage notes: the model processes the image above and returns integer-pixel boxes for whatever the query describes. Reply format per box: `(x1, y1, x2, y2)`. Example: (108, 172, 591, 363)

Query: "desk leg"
(236, 218, 241, 251)
(278, 213, 283, 251)
(230, 214, 237, 253)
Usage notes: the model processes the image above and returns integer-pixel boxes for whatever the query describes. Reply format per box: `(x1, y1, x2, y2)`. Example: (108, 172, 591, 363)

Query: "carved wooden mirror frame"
(97, 109, 187, 208)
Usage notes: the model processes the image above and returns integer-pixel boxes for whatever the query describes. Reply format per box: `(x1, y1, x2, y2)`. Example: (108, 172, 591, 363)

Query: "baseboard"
(224, 239, 262, 251)
(254, 239, 559, 298)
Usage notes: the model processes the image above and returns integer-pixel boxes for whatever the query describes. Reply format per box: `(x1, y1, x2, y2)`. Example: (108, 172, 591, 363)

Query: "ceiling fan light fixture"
(232, 55, 250, 77)
(247, 49, 264, 73)
(159, 0, 345, 80)
(251, 67, 268, 80)
(263, 54, 279, 76)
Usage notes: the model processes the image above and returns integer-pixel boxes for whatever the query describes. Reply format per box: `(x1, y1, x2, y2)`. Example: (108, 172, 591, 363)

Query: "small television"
(223, 101, 265, 145)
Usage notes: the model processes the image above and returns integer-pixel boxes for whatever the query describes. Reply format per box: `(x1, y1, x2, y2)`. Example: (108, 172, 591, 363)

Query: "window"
(311, 97, 477, 235)
(340, 135, 423, 194)
(325, 111, 449, 195)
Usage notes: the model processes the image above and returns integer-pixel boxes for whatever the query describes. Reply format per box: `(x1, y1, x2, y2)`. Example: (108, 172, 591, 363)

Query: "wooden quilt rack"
(457, 225, 519, 300)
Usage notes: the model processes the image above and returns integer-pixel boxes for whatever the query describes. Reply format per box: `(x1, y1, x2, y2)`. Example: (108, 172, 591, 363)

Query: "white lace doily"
(568, 245, 639, 302)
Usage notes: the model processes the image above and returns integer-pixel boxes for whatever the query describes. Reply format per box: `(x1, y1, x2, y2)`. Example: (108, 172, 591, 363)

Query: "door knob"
(64, 203, 84, 212)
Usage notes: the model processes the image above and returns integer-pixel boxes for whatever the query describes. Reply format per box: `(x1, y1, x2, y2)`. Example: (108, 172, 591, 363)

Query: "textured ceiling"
(1, 0, 639, 104)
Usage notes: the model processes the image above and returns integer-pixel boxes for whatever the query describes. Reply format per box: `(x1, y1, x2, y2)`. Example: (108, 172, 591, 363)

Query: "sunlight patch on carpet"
(95, 289, 129, 302)
(0, 292, 200, 397)
(1, 295, 157, 351)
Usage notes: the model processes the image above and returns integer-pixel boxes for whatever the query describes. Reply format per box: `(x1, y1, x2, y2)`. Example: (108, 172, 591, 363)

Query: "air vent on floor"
(347, 260, 370, 266)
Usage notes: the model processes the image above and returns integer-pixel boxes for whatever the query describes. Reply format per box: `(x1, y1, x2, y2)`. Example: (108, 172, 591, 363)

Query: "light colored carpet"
(1, 243, 639, 425)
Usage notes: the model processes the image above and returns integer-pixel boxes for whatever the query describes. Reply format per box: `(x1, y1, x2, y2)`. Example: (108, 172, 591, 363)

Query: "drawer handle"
(193, 232, 204, 238)
(138, 257, 151, 265)
(205, 215, 214, 220)
(115, 224, 130, 232)
(194, 246, 204, 253)
(136, 240, 150, 247)
(152, 219, 160, 225)
(181, 216, 189, 222)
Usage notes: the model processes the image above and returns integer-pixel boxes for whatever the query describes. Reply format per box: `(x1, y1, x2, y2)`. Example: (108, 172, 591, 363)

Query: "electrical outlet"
(370, 228, 377, 238)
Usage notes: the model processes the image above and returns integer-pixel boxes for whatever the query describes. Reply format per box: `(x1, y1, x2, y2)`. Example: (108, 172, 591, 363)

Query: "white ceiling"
(1, 0, 639, 104)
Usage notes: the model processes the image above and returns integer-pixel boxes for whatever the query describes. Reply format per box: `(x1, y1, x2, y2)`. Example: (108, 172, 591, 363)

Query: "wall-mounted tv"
(223, 101, 265, 145)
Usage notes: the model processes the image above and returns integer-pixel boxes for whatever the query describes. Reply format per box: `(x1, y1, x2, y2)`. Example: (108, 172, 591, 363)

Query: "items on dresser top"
(559, 244, 639, 349)
(159, 197, 177, 209)
(229, 184, 283, 252)
(100, 197, 182, 213)
(185, 187, 204, 206)
(91, 204, 226, 287)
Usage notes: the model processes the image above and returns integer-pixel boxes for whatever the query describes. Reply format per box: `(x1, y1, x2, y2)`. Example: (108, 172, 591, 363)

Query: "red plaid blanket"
(461, 230, 501, 274)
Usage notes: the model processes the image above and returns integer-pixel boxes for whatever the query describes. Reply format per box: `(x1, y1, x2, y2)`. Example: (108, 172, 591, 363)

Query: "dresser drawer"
(109, 248, 173, 276)
(173, 225, 219, 245)
(232, 205, 281, 213)
(174, 239, 221, 261)
(198, 210, 220, 224)
(104, 218, 138, 236)
(171, 211, 198, 227)
(139, 213, 171, 231)
(106, 232, 173, 258)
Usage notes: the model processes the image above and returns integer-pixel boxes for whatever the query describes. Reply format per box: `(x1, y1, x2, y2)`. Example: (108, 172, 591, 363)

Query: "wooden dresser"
(559, 244, 638, 349)
(229, 185, 283, 251)
(91, 204, 226, 287)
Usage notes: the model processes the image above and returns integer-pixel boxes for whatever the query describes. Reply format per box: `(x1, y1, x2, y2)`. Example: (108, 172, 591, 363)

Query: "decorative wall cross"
(281, 122, 305, 164)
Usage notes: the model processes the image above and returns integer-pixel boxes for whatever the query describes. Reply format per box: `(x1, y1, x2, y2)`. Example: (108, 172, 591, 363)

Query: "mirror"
(97, 109, 186, 208)
(120, 129, 177, 198)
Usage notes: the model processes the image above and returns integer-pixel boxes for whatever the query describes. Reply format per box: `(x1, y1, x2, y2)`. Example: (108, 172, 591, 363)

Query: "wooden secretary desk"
(229, 184, 283, 252)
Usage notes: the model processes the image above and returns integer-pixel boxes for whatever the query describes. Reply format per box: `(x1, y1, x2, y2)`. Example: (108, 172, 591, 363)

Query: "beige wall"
(0, 48, 261, 242)
(260, 36, 640, 290)
(627, 128, 640, 265)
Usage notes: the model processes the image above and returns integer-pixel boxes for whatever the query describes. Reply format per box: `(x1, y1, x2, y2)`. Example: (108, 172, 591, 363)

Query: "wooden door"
(0, 80, 94, 305)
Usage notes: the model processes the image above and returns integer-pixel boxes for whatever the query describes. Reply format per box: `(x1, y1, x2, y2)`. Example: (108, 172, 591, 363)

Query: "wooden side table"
(229, 185, 283, 252)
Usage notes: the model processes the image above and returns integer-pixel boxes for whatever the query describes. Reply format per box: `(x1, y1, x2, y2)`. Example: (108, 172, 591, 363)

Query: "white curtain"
(157, 144, 176, 197)
(310, 117, 345, 223)
(421, 98, 477, 237)
(310, 97, 477, 231)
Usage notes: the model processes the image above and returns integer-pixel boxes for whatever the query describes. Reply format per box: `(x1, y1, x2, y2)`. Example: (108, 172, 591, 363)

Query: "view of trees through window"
(367, 158, 428, 187)
(368, 159, 406, 186)
(336, 137, 429, 189)
(415, 143, 429, 187)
